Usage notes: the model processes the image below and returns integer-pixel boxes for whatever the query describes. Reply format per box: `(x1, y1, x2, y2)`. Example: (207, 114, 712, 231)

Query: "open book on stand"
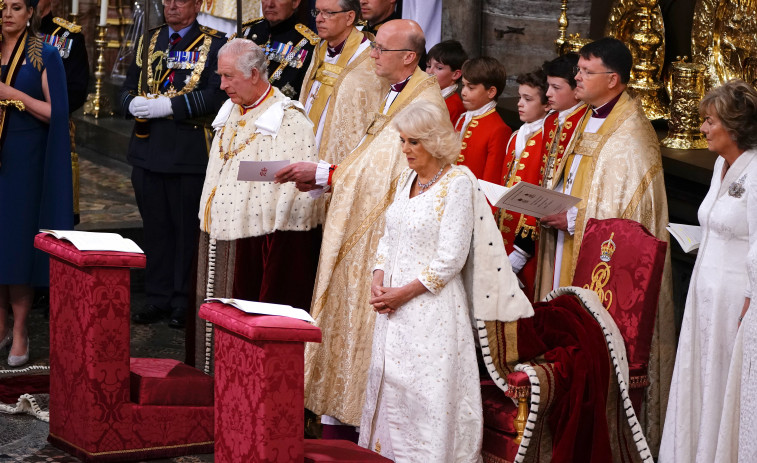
(666, 223, 701, 253)
(40, 230, 143, 254)
(478, 180, 581, 218)
(204, 298, 315, 323)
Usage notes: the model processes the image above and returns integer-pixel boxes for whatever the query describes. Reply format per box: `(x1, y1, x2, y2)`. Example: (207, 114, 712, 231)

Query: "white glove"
(144, 95, 173, 118)
(129, 96, 149, 118)
(507, 245, 531, 275)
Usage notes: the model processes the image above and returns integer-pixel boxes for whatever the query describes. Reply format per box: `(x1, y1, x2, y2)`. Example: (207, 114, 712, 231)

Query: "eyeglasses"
(369, 42, 414, 56)
(573, 65, 616, 78)
(162, 0, 194, 6)
(311, 8, 350, 19)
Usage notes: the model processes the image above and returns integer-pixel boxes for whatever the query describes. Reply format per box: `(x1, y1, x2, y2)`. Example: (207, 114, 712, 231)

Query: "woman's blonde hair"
(391, 100, 461, 165)
(700, 79, 757, 151)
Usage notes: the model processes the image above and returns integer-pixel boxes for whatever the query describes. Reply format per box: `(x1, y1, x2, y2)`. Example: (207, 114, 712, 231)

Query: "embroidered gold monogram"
(584, 232, 615, 309)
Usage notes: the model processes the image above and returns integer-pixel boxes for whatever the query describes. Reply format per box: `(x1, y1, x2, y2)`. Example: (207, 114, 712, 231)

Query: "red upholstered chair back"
(571, 218, 667, 367)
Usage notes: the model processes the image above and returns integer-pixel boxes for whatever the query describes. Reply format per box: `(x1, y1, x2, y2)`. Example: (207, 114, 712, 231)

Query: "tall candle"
(71, 0, 79, 16)
(99, 0, 108, 26)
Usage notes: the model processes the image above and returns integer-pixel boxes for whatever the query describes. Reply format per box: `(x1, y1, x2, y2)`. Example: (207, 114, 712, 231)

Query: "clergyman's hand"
(541, 211, 569, 231)
(275, 162, 318, 185)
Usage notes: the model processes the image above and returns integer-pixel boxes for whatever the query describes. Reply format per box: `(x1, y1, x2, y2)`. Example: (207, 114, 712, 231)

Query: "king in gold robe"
(535, 91, 675, 455)
(304, 68, 447, 426)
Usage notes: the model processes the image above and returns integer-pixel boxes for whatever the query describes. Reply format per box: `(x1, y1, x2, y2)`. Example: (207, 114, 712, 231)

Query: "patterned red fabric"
(445, 92, 465, 127)
(35, 233, 146, 269)
(199, 302, 322, 343)
(481, 381, 518, 434)
(202, 303, 322, 462)
(304, 439, 393, 462)
(129, 358, 213, 406)
(482, 426, 521, 463)
(571, 218, 666, 370)
(41, 244, 212, 462)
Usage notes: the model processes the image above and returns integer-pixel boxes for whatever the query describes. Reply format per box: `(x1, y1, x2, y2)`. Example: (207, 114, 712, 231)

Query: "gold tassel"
(203, 187, 216, 233)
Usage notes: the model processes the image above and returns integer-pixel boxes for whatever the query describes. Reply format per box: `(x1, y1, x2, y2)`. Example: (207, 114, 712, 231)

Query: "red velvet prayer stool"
(199, 301, 322, 463)
(35, 234, 214, 462)
(303, 439, 393, 462)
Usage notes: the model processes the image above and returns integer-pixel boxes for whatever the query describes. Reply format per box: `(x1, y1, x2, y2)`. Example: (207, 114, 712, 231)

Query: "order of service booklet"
(40, 229, 144, 254)
(666, 223, 702, 253)
(204, 298, 315, 323)
(478, 180, 581, 218)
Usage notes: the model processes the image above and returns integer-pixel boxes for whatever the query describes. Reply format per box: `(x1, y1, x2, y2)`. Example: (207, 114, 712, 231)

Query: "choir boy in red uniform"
(425, 40, 467, 125)
(541, 53, 589, 189)
(499, 69, 550, 300)
(455, 57, 512, 185)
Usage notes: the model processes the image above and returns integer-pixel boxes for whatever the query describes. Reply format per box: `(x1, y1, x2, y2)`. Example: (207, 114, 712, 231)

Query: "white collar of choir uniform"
(441, 82, 458, 99)
(514, 117, 546, 159)
(558, 102, 584, 125)
(458, 100, 497, 136)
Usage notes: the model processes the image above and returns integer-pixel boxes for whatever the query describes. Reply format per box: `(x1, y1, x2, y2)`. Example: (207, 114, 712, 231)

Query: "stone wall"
(443, 0, 592, 82)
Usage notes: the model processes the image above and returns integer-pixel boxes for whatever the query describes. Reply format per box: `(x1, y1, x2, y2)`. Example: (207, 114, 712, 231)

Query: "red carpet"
(0, 374, 49, 403)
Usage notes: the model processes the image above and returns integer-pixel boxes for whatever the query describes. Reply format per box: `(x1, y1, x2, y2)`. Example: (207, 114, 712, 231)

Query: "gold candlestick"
(83, 25, 113, 118)
(555, 0, 569, 55)
(661, 57, 708, 150)
(626, 0, 667, 120)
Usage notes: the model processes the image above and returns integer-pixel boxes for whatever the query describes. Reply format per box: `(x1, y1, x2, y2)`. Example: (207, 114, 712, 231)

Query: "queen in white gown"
(358, 100, 522, 463)
(660, 80, 757, 463)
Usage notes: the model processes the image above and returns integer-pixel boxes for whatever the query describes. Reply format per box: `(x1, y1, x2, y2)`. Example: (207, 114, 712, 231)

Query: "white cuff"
(508, 246, 531, 274)
(566, 206, 578, 235)
(315, 160, 332, 187)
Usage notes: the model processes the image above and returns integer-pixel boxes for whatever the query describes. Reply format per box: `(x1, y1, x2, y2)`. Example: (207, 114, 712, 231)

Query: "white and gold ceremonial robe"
(535, 91, 675, 455)
(303, 68, 448, 426)
(300, 27, 388, 163)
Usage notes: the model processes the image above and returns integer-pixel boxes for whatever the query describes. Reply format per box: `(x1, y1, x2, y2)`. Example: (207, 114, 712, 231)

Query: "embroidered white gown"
(358, 166, 483, 463)
(660, 150, 757, 463)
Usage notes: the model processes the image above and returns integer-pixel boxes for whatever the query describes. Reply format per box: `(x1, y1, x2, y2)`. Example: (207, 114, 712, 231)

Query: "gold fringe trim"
(203, 187, 216, 233)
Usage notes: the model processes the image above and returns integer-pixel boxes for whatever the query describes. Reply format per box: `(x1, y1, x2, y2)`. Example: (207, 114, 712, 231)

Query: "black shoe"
(132, 304, 167, 324)
(168, 307, 186, 329)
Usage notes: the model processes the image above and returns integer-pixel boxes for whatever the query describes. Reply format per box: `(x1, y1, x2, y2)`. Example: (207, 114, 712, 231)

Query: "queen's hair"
(392, 100, 461, 165)
(700, 79, 757, 151)
(218, 38, 269, 80)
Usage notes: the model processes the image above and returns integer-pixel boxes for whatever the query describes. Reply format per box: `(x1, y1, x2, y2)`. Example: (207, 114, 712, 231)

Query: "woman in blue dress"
(0, 0, 72, 367)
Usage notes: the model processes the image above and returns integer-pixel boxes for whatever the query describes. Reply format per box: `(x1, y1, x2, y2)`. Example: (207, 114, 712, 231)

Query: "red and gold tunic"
(455, 108, 512, 185)
(541, 104, 589, 188)
(445, 92, 465, 127)
(498, 127, 547, 300)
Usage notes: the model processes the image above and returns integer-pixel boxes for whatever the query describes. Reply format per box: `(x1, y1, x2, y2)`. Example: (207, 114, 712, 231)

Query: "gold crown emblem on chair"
(600, 232, 616, 262)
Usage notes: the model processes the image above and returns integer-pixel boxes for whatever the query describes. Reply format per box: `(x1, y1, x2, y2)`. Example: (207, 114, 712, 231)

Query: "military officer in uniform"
(37, 0, 89, 225)
(240, 0, 319, 99)
(119, 0, 226, 328)
(359, 0, 400, 36)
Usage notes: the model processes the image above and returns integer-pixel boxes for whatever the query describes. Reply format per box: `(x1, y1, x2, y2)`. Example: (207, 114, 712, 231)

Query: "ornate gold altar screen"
(555, 0, 757, 149)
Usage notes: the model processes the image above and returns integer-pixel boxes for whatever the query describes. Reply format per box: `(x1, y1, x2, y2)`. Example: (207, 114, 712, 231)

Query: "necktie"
(170, 32, 181, 47)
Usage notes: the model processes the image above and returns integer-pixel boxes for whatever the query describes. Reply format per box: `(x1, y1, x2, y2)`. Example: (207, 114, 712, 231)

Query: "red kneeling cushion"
(304, 439, 393, 462)
(130, 357, 213, 406)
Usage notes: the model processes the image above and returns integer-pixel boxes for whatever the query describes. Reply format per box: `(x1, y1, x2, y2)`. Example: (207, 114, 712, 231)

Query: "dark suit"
(242, 14, 318, 100)
(118, 21, 226, 317)
(39, 14, 89, 112)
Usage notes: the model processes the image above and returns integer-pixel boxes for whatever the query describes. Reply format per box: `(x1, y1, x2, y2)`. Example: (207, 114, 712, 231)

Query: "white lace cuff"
(567, 206, 578, 235)
(315, 160, 331, 187)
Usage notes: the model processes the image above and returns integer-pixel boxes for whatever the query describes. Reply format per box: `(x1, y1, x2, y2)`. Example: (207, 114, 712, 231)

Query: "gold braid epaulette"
(242, 16, 264, 28)
(53, 17, 82, 33)
(295, 23, 320, 45)
(199, 25, 224, 38)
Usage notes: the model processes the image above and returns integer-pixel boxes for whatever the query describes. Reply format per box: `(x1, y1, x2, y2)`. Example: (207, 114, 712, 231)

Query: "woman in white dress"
(357, 99, 484, 462)
(660, 79, 757, 463)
